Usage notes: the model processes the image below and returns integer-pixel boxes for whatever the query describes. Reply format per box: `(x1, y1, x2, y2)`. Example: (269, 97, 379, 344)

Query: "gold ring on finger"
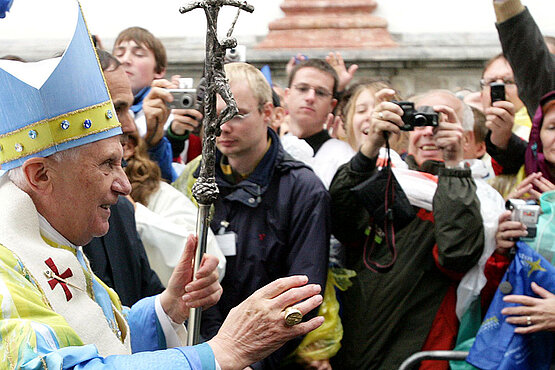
(283, 307, 303, 326)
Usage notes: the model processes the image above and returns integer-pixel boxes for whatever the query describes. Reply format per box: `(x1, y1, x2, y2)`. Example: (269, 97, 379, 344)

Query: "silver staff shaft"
(187, 203, 212, 345)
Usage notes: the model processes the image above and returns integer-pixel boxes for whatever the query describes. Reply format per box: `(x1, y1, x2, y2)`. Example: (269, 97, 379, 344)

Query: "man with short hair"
(173, 62, 330, 369)
(113, 27, 202, 181)
(481, 0, 555, 182)
(283, 59, 355, 188)
(414, 90, 492, 178)
(480, 53, 530, 141)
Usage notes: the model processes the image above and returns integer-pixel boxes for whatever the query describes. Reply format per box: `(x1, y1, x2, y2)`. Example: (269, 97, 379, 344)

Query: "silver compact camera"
(506, 199, 541, 238)
(166, 78, 197, 110)
(166, 89, 197, 109)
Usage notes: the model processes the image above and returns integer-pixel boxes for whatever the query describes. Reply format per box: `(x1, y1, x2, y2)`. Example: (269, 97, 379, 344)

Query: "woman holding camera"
(329, 88, 484, 369)
(335, 80, 407, 154)
(492, 91, 555, 333)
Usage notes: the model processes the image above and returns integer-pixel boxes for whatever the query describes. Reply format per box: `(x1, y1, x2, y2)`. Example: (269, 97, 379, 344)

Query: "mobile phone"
(490, 82, 506, 103)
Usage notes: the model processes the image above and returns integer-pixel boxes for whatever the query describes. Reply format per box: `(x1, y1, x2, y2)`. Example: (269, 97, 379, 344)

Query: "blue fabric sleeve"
(22, 344, 214, 370)
(126, 296, 166, 352)
(148, 137, 178, 182)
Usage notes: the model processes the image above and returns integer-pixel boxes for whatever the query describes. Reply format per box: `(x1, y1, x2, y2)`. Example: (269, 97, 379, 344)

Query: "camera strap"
(362, 136, 398, 273)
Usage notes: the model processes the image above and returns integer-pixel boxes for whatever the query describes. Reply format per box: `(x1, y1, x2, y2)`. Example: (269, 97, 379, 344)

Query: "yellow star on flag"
(526, 258, 547, 277)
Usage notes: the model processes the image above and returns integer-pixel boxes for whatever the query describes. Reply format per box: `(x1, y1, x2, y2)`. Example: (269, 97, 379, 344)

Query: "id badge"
(216, 232, 236, 256)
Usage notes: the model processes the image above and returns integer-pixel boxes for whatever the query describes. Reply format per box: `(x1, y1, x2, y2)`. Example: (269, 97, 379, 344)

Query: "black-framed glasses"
(480, 78, 516, 88)
(293, 83, 333, 99)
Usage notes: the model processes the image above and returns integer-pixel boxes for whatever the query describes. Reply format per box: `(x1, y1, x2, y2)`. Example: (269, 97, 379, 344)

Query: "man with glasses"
(480, 0, 555, 186)
(173, 62, 330, 369)
(480, 53, 531, 144)
(480, 54, 535, 181)
(284, 59, 355, 189)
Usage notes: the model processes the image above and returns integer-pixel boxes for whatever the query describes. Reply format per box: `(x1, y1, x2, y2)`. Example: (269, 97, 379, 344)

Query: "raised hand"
(494, 210, 527, 255)
(432, 104, 464, 167)
(485, 100, 515, 150)
(325, 52, 358, 92)
(160, 234, 222, 323)
(143, 79, 174, 147)
(208, 275, 324, 370)
(359, 88, 402, 159)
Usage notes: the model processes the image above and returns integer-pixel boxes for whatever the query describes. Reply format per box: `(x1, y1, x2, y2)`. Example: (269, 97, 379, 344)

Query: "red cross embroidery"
(44, 258, 74, 301)
(258, 233, 266, 241)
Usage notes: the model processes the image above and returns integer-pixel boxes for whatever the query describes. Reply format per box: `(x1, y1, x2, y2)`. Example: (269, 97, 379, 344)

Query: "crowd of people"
(0, 0, 554, 369)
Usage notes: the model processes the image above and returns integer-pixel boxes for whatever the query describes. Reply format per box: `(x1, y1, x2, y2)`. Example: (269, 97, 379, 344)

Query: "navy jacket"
(200, 128, 330, 369)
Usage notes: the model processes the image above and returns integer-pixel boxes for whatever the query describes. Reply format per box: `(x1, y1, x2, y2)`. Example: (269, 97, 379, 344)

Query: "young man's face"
(216, 80, 271, 164)
(113, 40, 165, 95)
(284, 67, 337, 139)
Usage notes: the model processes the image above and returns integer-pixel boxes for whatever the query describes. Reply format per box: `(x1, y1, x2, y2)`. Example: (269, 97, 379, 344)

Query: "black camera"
(490, 82, 506, 103)
(393, 101, 439, 131)
(166, 89, 197, 110)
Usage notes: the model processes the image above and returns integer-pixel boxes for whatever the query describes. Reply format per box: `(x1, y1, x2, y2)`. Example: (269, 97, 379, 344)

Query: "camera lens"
(181, 95, 194, 108)
(413, 114, 428, 126)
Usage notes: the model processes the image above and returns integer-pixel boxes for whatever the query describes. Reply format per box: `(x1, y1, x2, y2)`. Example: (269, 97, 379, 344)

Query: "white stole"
(0, 176, 131, 356)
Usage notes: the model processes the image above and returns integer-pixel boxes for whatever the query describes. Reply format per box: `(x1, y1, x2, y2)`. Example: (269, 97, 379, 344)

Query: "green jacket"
(329, 152, 484, 370)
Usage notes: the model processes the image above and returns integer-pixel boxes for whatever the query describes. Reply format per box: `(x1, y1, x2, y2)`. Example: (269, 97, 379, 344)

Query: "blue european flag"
(467, 241, 555, 370)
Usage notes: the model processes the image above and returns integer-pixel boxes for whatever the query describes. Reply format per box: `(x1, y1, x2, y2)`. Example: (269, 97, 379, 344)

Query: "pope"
(0, 1, 323, 369)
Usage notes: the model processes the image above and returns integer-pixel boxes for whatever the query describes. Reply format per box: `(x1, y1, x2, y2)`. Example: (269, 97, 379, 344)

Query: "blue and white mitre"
(0, 0, 120, 170)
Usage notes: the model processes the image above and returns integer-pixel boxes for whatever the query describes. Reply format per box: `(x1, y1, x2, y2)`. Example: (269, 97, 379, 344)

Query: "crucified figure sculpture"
(179, 0, 254, 345)
(180, 0, 254, 205)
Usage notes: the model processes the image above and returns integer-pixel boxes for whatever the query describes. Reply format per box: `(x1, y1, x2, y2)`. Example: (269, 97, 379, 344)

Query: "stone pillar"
(256, 0, 396, 49)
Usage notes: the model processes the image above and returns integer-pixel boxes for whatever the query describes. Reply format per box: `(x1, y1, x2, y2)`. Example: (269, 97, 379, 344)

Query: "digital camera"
(166, 89, 197, 110)
(506, 199, 541, 238)
(490, 82, 506, 103)
(392, 101, 439, 131)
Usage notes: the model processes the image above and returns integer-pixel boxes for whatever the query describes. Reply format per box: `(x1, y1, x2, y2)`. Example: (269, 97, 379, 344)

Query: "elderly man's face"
(409, 92, 463, 166)
(48, 136, 131, 245)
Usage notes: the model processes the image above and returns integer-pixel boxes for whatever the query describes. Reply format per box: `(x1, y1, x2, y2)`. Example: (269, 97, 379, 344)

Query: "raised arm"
(493, 0, 555, 117)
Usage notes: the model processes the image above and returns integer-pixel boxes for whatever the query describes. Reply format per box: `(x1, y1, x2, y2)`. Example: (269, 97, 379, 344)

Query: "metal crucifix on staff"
(178, 0, 254, 346)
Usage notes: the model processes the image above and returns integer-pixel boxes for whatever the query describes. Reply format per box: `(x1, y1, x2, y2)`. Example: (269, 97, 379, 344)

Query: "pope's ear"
(21, 157, 53, 194)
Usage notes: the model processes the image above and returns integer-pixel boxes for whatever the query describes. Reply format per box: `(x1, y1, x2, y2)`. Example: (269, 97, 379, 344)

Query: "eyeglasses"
(231, 112, 252, 121)
(292, 83, 333, 99)
(480, 78, 516, 88)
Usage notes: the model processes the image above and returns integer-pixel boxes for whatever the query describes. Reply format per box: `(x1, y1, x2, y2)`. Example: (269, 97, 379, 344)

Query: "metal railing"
(398, 350, 469, 370)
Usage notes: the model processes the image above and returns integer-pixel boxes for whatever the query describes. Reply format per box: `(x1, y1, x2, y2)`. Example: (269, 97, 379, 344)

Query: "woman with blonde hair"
(338, 80, 408, 155)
